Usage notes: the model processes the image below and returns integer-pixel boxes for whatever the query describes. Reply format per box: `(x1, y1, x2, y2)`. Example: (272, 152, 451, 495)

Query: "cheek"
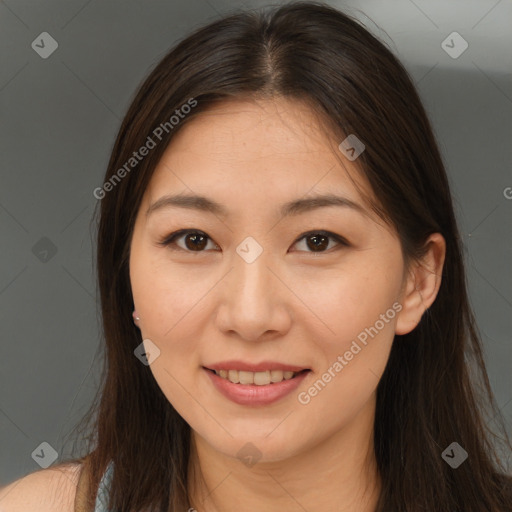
(295, 253, 403, 344)
(130, 244, 199, 339)
(296, 250, 402, 413)
(130, 252, 205, 408)
(296, 267, 399, 426)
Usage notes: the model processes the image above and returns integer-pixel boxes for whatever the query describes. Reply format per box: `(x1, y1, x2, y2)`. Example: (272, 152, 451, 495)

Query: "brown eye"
(182, 232, 209, 251)
(305, 233, 329, 251)
(159, 229, 348, 254)
(293, 231, 348, 253)
(160, 230, 217, 252)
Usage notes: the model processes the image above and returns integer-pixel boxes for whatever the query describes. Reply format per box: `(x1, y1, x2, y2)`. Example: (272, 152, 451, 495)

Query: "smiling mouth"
(204, 367, 310, 386)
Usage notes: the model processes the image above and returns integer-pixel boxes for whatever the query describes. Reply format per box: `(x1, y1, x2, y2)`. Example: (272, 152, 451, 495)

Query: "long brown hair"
(63, 2, 512, 510)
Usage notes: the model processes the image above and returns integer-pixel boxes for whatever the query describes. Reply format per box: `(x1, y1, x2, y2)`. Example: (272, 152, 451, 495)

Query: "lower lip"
(203, 367, 310, 406)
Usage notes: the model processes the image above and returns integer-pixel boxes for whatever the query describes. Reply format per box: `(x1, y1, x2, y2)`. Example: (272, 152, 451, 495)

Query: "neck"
(187, 395, 381, 512)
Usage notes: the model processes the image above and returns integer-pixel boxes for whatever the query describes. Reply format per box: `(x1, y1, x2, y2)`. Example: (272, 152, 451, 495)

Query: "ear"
(395, 233, 446, 335)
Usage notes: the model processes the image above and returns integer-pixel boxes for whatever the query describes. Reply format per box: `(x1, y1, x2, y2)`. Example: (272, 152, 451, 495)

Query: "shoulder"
(0, 462, 82, 512)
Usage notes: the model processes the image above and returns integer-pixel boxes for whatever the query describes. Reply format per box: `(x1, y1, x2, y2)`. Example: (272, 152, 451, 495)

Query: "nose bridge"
(217, 238, 285, 339)
(231, 241, 275, 308)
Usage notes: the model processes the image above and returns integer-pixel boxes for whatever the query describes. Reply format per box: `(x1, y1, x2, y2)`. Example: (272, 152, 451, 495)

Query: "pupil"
(185, 233, 207, 251)
(184, 233, 329, 251)
(307, 234, 328, 251)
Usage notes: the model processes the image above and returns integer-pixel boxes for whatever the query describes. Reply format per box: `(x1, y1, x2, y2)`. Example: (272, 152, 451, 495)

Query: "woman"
(2, 1, 511, 511)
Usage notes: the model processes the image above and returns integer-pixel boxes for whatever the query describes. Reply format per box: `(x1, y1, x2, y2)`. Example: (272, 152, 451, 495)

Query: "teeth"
(228, 369, 240, 383)
(214, 369, 298, 385)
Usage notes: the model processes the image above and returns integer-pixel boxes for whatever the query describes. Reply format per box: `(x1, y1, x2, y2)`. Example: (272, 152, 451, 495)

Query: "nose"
(214, 251, 292, 343)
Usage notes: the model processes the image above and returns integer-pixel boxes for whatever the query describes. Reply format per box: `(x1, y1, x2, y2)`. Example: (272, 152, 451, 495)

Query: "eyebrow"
(146, 192, 368, 219)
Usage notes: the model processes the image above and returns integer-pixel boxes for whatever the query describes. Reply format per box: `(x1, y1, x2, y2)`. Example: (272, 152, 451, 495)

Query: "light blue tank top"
(94, 461, 114, 511)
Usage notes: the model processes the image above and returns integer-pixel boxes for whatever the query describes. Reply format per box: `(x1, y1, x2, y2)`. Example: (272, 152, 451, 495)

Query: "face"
(129, 96, 408, 464)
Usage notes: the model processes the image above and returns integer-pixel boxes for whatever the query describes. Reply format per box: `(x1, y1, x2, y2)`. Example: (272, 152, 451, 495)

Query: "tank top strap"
(94, 461, 114, 512)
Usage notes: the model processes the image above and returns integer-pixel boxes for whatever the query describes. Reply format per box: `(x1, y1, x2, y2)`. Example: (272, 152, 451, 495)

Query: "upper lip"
(204, 360, 310, 373)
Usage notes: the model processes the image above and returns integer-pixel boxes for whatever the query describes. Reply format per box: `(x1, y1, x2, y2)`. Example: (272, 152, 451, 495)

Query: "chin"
(196, 426, 309, 465)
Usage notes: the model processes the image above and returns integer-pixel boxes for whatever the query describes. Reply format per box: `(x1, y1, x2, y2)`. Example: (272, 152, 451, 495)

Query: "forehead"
(161, 96, 340, 160)
(143, 96, 374, 213)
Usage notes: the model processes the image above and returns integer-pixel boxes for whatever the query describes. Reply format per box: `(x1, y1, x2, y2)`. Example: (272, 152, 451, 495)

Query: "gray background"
(1, 0, 511, 485)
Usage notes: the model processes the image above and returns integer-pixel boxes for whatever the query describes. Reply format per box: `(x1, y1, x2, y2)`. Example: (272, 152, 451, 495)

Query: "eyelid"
(158, 229, 218, 251)
(158, 229, 350, 253)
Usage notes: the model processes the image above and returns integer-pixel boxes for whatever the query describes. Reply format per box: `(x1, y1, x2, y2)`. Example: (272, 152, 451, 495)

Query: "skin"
(129, 96, 446, 512)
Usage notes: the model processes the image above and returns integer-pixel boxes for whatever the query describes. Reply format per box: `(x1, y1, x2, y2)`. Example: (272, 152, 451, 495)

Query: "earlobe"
(395, 233, 446, 335)
(133, 310, 141, 329)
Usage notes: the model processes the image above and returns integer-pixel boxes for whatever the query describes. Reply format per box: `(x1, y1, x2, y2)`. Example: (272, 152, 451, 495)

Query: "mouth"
(203, 367, 311, 386)
(202, 365, 312, 406)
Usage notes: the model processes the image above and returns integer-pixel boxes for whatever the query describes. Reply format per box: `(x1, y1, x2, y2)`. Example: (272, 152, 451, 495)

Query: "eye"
(292, 230, 349, 253)
(158, 229, 218, 253)
(158, 229, 349, 254)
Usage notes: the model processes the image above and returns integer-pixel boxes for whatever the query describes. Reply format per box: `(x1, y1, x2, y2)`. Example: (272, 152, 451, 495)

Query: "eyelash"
(157, 229, 349, 254)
